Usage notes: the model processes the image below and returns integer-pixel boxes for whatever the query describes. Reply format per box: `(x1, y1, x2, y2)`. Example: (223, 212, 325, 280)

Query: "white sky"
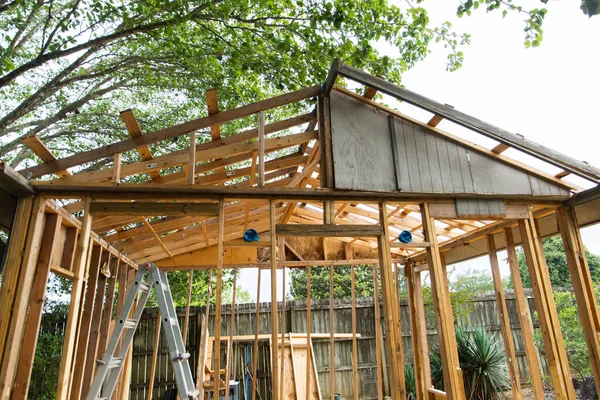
(239, 0, 600, 302)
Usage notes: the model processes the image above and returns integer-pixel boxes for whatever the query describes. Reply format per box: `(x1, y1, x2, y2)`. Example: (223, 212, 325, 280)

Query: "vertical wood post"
(97, 259, 120, 359)
(504, 227, 544, 399)
(214, 199, 226, 397)
(405, 262, 431, 400)
(420, 202, 465, 400)
(56, 197, 93, 400)
(0, 196, 33, 365)
(147, 314, 162, 400)
(0, 196, 45, 399)
(269, 199, 279, 400)
(70, 243, 104, 400)
(557, 206, 600, 396)
(188, 131, 197, 185)
(305, 265, 312, 400)
(112, 152, 122, 183)
(12, 213, 62, 400)
(351, 265, 360, 400)
(251, 268, 262, 400)
(486, 234, 521, 399)
(519, 215, 576, 400)
(196, 270, 213, 398)
(258, 112, 265, 187)
(378, 202, 406, 400)
(372, 265, 384, 400)
(82, 253, 113, 397)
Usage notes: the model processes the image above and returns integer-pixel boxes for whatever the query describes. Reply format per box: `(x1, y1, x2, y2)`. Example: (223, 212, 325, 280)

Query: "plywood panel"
(330, 90, 570, 197)
(330, 90, 396, 192)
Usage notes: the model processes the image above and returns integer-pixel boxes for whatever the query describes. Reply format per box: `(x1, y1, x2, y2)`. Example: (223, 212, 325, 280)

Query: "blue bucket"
(243, 229, 259, 242)
(398, 230, 412, 243)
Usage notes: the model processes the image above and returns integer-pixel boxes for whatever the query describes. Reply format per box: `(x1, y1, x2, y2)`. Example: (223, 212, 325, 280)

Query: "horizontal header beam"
(89, 202, 219, 216)
(325, 59, 600, 183)
(276, 224, 384, 237)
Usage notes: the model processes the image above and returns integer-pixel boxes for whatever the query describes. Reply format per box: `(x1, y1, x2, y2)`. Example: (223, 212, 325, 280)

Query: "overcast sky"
(239, 0, 600, 302)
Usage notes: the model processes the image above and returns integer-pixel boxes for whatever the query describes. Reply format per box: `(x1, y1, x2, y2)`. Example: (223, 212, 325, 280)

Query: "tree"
(517, 236, 600, 289)
(0, 0, 579, 172)
(289, 265, 375, 300)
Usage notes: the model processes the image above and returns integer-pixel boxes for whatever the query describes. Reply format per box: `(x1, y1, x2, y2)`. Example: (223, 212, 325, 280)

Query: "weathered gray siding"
(330, 90, 569, 197)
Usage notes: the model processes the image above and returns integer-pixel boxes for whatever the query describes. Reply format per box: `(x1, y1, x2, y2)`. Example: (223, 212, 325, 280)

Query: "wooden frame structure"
(1, 59, 600, 400)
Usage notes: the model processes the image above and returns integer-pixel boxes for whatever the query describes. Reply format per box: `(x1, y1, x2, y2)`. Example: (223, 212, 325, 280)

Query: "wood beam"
(491, 143, 510, 154)
(12, 214, 62, 399)
(112, 152, 122, 183)
(90, 202, 219, 217)
(276, 224, 383, 237)
(23, 85, 321, 179)
(486, 235, 521, 399)
(188, 131, 197, 185)
(21, 136, 71, 177)
(519, 216, 576, 400)
(258, 111, 265, 187)
(56, 197, 93, 400)
(213, 199, 225, 396)
(504, 227, 544, 399)
(141, 217, 174, 258)
(420, 202, 465, 400)
(269, 199, 279, 400)
(557, 207, 600, 396)
(120, 109, 161, 179)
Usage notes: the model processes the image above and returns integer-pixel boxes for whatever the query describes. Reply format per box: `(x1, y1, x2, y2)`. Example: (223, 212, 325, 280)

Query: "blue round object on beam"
(243, 229, 259, 242)
(398, 230, 413, 243)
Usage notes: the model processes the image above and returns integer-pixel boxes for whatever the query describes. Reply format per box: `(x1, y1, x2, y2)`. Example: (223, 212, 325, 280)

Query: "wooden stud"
(56, 197, 93, 400)
(188, 131, 197, 185)
(305, 265, 312, 400)
(420, 202, 465, 400)
(196, 270, 212, 398)
(97, 259, 120, 358)
(120, 109, 161, 179)
(373, 265, 384, 400)
(329, 264, 335, 400)
(142, 217, 174, 258)
(378, 202, 406, 400)
(214, 199, 226, 397)
(0, 196, 33, 366)
(244, 151, 258, 233)
(82, 253, 112, 397)
(0, 196, 45, 399)
(251, 268, 262, 400)
(351, 265, 359, 400)
(405, 262, 431, 400)
(147, 314, 162, 400)
(504, 228, 544, 399)
(60, 226, 78, 271)
(225, 271, 237, 390)
(557, 207, 600, 396)
(269, 199, 279, 400)
(183, 271, 194, 346)
(11, 214, 62, 399)
(112, 152, 122, 183)
(486, 234, 521, 399)
(70, 244, 105, 400)
(258, 112, 265, 187)
(279, 249, 286, 400)
(519, 215, 576, 400)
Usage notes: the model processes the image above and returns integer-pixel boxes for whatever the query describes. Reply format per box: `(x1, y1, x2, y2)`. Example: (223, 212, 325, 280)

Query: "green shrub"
(404, 364, 417, 400)
(430, 326, 510, 400)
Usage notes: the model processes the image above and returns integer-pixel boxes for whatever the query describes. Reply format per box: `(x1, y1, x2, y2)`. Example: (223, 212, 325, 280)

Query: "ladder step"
(108, 357, 124, 369)
(173, 352, 191, 361)
(139, 281, 150, 292)
(123, 318, 137, 329)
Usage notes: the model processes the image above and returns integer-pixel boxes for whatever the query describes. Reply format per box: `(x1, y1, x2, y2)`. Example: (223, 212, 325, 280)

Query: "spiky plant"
(429, 326, 510, 400)
(404, 364, 417, 400)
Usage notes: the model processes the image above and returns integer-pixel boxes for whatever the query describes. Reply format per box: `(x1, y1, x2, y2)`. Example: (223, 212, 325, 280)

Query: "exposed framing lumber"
(329, 264, 335, 400)
(146, 314, 161, 400)
(120, 109, 160, 179)
(269, 199, 280, 400)
(97, 259, 120, 360)
(0, 196, 45, 399)
(112, 152, 122, 183)
(351, 265, 359, 400)
(22, 85, 321, 178)
(258, 111, 266, 187)
(276, 224, 384, 237)
(557, 206, 600, 396)
(141, 217, 174, 258)
(196, 270, 212, 398)
(182, 270, 194, 346)
(325, 59, 600, 182)
(378, 202, 406, 400)
(305, 265, 312, 400)
(486, 235, 521, 399)
(504, 227, 544, 399)
(188, 131, 197, 185)
(213, 199, 226, 397)
(12, 213, 62, 399)
(519, 215, 576, 400)
(421, 203, 465, 400)
(90, 201, 219, 216)
(225, 270, 237, 390)
(21, 136, 72, 177)
(372, 264, 384, 400)
(251, 268, 262, 400)
(56, 197, 93, 400)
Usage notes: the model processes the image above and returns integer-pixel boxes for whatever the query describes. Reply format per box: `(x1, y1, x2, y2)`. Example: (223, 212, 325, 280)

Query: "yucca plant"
(404, 364, 417, 400)
(430, 326, 510, 400)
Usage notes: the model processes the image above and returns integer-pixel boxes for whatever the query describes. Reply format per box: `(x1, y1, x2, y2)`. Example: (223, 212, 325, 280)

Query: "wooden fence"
(128, 289, 545, 400)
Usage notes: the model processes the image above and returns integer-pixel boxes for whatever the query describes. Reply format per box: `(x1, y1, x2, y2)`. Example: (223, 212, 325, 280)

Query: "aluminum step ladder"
(86, 262, 199, 400)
